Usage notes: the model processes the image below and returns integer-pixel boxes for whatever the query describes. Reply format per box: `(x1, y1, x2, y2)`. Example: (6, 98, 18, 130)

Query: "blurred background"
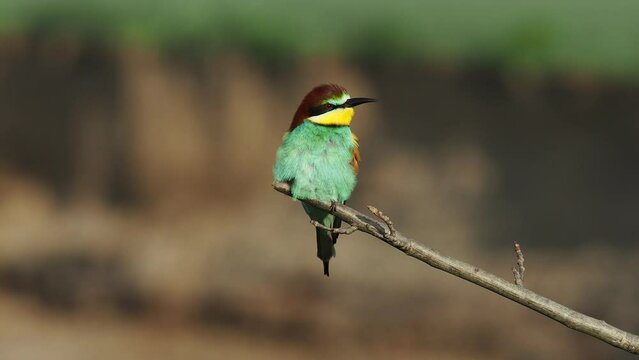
(1, 1, 638, 359)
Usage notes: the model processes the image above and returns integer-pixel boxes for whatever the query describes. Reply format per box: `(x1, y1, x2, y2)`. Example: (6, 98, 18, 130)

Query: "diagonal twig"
(273, 181, 639, 355)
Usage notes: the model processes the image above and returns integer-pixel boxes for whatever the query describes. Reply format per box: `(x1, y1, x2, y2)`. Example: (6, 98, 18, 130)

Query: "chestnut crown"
(289, 84, 375, 130)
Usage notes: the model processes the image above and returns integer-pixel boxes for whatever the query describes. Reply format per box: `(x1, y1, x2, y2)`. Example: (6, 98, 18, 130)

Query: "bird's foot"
(310, 220, 357, 235)
(329, 200, 338, 212)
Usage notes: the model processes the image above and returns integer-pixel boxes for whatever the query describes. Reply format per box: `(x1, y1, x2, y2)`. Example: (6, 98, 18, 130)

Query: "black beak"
(343, 97, 376, 108)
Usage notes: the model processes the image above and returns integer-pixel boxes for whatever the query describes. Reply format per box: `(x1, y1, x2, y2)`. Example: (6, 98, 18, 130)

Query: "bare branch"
(273, 181, 639, 355)
(310, 220, 358, 235)
(512, 241, 525, 287)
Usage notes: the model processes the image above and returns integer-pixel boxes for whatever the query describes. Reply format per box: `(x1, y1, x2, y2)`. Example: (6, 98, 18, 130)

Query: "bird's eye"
(324, 103, 334, 110)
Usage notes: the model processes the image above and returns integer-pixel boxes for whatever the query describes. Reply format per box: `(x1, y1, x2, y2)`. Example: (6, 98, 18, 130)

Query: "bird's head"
(289, 84, 376, 131)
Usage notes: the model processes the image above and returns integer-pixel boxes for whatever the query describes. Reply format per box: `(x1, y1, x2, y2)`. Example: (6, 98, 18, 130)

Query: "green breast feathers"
(273, 120, 357, 203)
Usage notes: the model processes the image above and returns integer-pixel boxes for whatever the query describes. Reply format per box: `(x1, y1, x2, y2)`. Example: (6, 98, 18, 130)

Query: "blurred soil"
(0, 39, 638, 359)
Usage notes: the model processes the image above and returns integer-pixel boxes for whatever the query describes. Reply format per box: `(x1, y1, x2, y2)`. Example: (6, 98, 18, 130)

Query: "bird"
(273, 84, 376, 276)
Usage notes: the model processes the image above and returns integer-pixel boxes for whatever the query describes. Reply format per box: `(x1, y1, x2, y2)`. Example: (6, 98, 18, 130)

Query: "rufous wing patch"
(351, 133, 360, 175)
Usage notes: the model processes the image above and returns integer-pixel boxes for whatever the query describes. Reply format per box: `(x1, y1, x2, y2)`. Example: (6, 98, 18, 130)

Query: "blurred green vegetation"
(1, 0, 639, 77)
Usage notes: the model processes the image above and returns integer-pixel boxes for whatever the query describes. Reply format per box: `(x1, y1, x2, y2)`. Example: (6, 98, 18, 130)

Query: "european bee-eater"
(273, 84, 376, 276)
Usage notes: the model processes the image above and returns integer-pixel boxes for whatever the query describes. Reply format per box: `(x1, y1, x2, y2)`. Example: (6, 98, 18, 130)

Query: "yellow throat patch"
(308, 108, 355, 126)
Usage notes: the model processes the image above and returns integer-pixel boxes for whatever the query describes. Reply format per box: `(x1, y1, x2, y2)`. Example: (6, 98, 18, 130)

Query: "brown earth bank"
(1, 37, 638, 359)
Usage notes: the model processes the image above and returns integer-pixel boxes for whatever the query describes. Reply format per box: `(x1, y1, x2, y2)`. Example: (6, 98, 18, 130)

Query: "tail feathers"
(332, 201, 346, 244)
(331, 217, 342, 244)
(303, 203, 339, 277)
(316, 228, 335, 277)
